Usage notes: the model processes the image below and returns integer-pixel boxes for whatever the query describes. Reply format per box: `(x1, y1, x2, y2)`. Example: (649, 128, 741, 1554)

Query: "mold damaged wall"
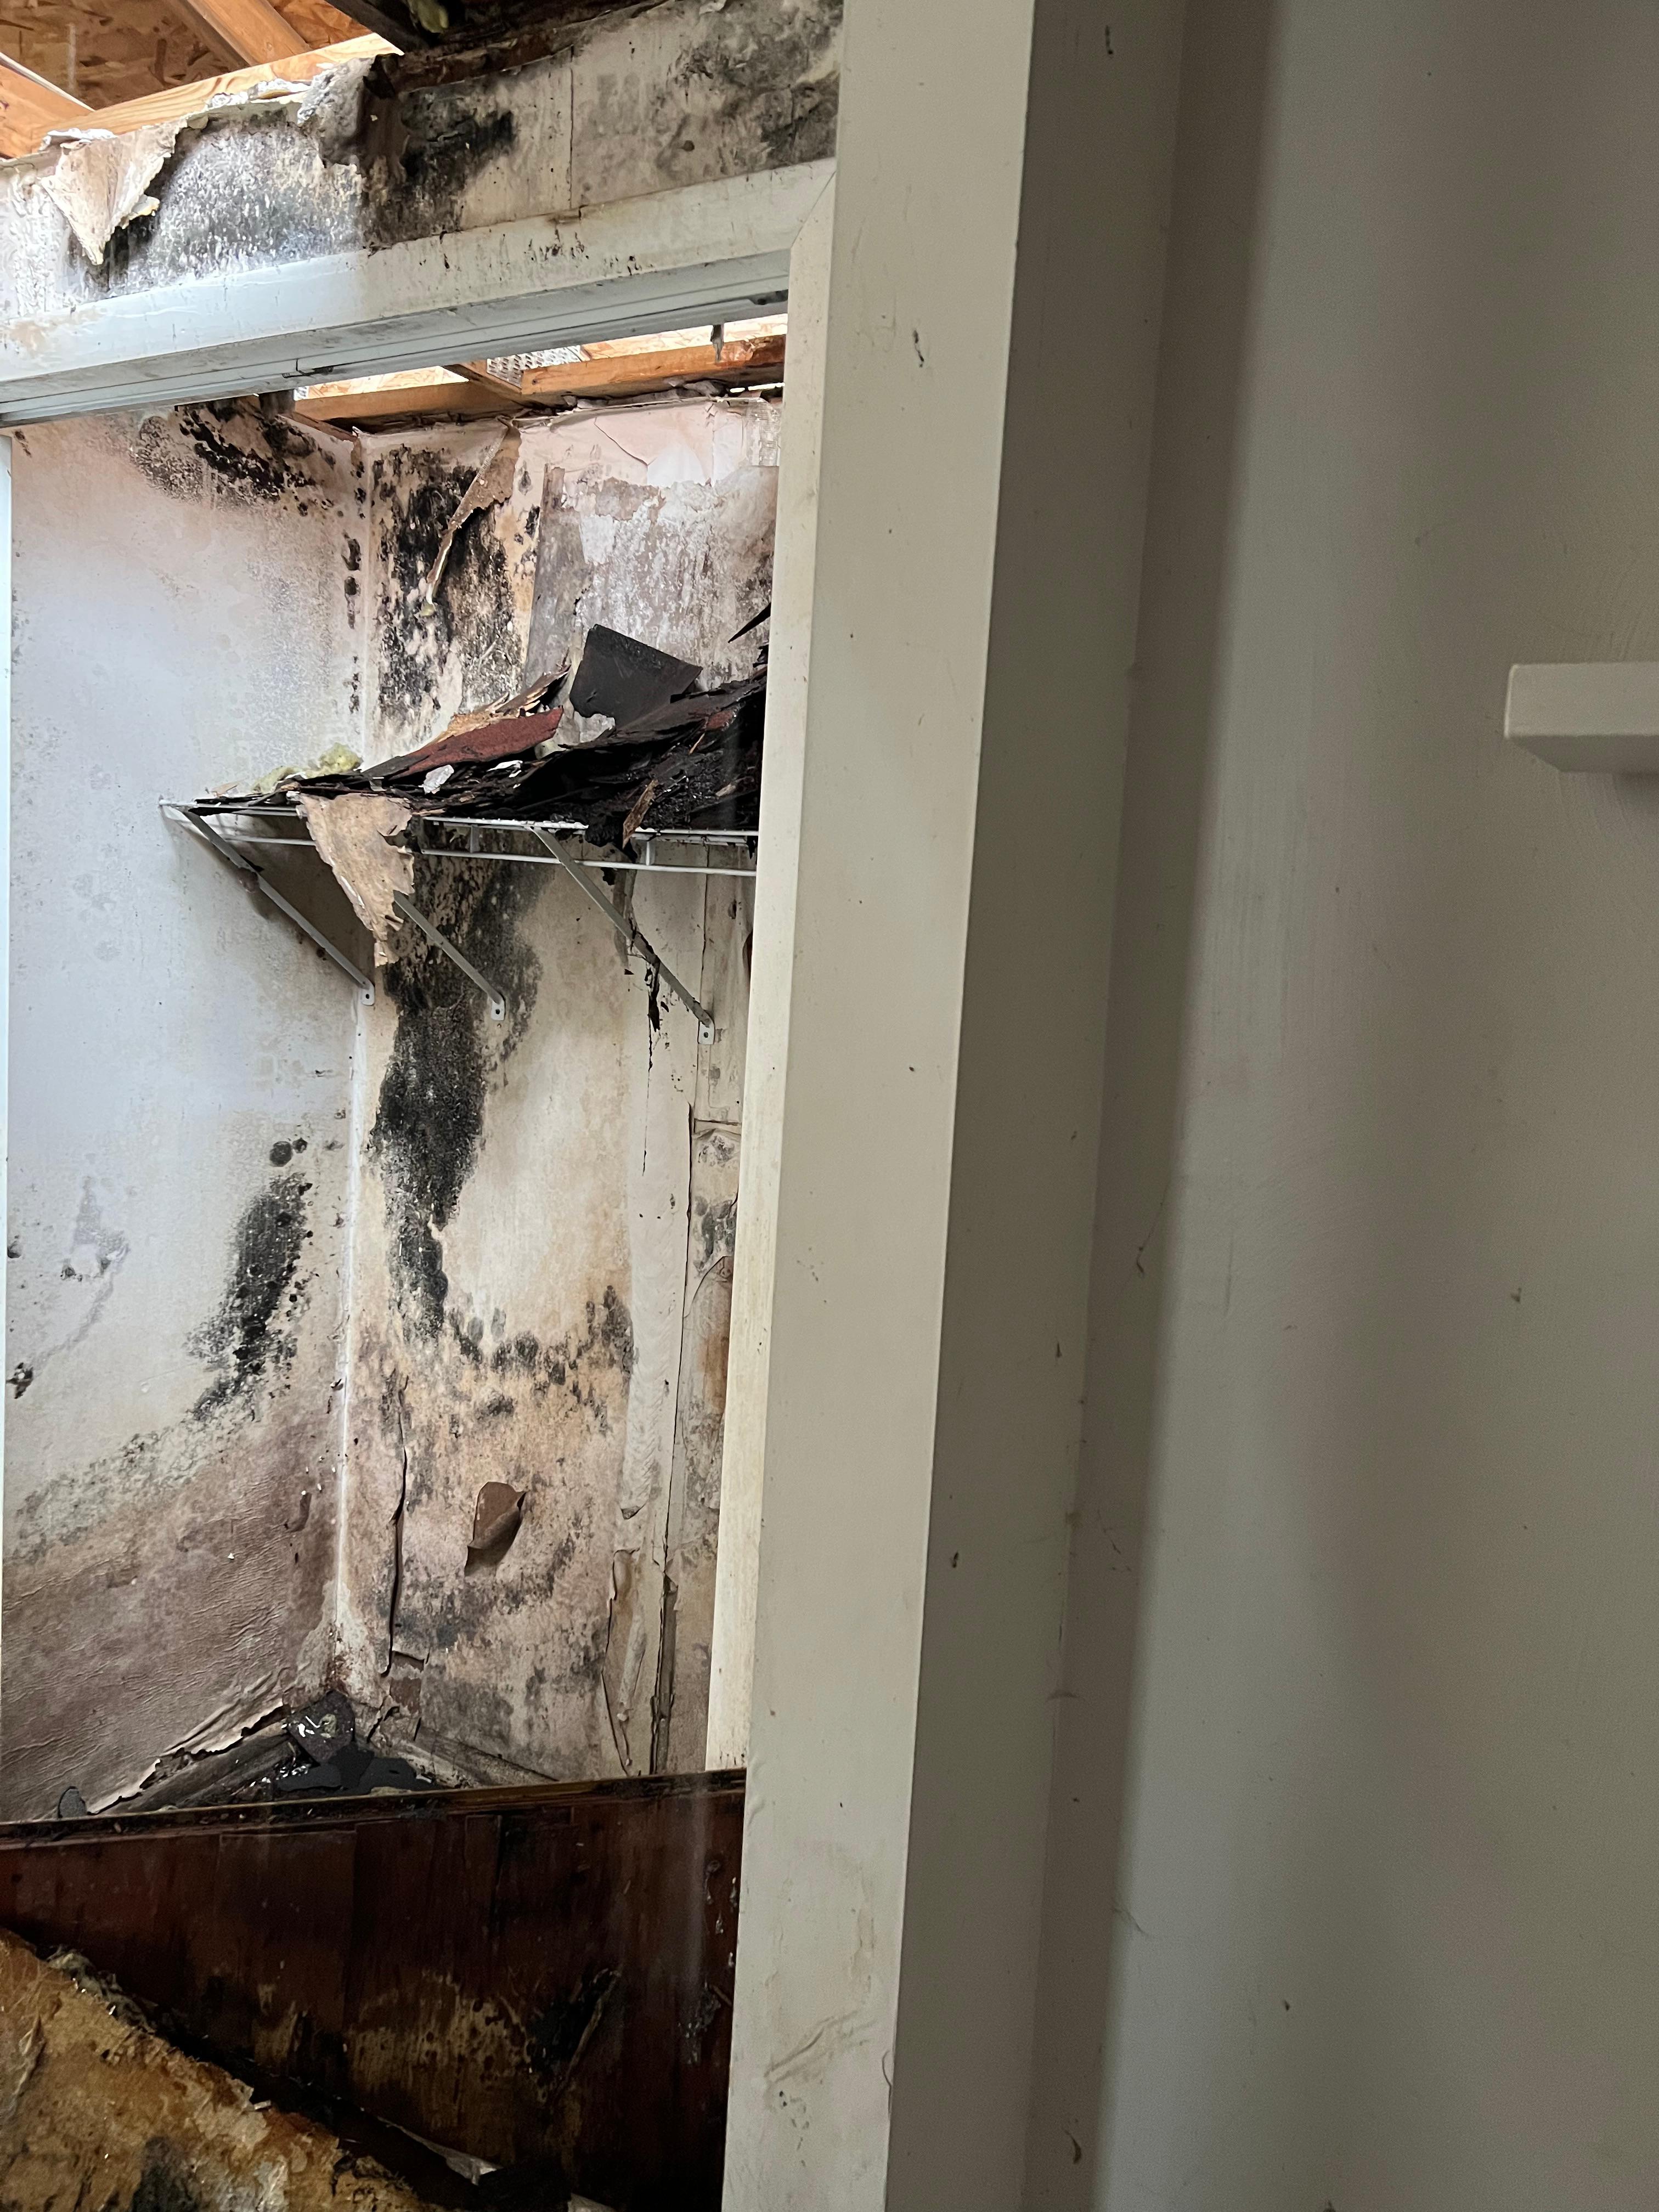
(3, 406, 362, 1819)
(2, 393, 773, 1814)
(0, 0, 839, 329)
(335, 400, 771, 1781)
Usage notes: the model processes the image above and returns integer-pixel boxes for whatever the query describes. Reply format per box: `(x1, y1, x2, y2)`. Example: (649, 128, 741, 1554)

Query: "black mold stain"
(374, 447, 522, 738)
(660, 5, 842, 182)
(133, 403, 318, 509)
(478, 1290, 635, 1430)
(190, 1173, 312, 1418)
(359, 80, 521, 253)
(369, 861, 541, 1341)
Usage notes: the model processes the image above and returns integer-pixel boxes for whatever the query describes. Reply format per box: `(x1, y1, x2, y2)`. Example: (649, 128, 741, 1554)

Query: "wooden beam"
(167, 0, 311, 67)
(0, 49, 87, 158)
(296, 338, 788, 430)
(448, 359, 526, 404)
(521, 333, 787, 402)
(294, 373, 511, 426)
(73, 36, 392, 142)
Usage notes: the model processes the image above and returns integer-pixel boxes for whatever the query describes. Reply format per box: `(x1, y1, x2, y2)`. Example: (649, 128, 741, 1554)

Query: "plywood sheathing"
(0, 0, 358, 113)
(0, 1931, 442, 2212)
(334, 399, 772, 1785)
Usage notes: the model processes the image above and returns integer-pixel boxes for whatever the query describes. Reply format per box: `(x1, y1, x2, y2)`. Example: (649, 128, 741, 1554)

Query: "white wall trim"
(0, 434, 10, 1743)
(0, 160, 831, 425)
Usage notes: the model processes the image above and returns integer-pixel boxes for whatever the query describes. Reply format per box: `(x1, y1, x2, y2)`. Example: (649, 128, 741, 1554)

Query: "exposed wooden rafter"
(303, 0, 413, 46)
(521, 334, 786, 402)
(170, 0, 319, 66)
(294, 335, 788, 431)
(0, 48, 87, 157)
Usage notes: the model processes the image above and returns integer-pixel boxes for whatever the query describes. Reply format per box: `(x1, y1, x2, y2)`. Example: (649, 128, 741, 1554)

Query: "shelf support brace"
(168, 806, 375, 1005)
(531, 830, 714, 1040)
(392, 893, 506, 1020)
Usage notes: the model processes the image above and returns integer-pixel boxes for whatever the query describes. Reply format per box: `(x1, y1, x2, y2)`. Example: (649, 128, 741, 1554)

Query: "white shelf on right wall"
(1506, 663, 1659, 772)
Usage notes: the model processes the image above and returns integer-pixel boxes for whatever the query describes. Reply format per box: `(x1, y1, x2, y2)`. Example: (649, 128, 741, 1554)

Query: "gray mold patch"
(369, 859, 543, 1341)
(132, 404, 336, 514)
(1, 1165, 337, 1820)
(373, 443, 526, 740)
(95, 92, 370, 297)
(665, 0, 841, 176)
(572, 0, 840, 205)
(189, 1171, 313, 1418)
(357, 1291, 634, 1776)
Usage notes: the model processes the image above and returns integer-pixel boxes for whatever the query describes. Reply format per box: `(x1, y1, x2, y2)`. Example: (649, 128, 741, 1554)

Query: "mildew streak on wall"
(335, 402, 771, 1782)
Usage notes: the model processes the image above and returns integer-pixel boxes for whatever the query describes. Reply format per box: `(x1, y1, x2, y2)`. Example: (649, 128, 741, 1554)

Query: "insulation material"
(0, 1932, 440, 2212)
(295, 790, 413, 962)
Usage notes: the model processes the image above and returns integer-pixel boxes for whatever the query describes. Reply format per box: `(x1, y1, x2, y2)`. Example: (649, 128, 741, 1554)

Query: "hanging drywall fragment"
(36, 121, 183, 264)
(569, 624, 703, 727)
(295, 790, 413, 962)
(421, 424, 521, 606)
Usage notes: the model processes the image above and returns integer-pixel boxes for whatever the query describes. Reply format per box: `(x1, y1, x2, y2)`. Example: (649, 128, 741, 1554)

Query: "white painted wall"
(1031, 3, 1659, 2204)
(3, 408, 358, 1817)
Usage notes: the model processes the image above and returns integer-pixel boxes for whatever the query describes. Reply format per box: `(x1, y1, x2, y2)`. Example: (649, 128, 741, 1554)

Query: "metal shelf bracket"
(167, 805, 375, 1005)
(531, 830, 715, 1041)
(392, 893, 506, 1020)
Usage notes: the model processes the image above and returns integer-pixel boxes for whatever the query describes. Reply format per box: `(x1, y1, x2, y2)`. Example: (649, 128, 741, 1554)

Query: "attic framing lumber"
(523, 333, 786, 402)
(296, 334, 789, 429)
(62, 35, 392, 142)
(168, 0, 310, 66)
(294, 373, 509, 426)
(0, 49, 87, 157)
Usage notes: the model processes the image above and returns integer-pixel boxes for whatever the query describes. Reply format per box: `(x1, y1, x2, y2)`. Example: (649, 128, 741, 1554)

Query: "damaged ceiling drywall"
(0, 0, 840, 312)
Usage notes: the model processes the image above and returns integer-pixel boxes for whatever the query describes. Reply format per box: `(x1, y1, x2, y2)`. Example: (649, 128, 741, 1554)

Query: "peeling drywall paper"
(421, 425, 521, 607)
(35, 125, 183, 266)
(296, 791, 413, 961)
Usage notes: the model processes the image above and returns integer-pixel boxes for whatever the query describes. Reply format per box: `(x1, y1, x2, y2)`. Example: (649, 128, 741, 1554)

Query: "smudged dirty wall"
(335, 401, 770, 1782)
(2, 391, 771, 1814)
(0, 0, 840, 328)
(3, 406, 361, 1819)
